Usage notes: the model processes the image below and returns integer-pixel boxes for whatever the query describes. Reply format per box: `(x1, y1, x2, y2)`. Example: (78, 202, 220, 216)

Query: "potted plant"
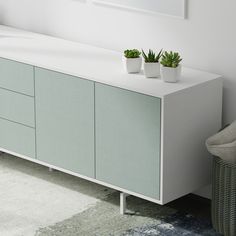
(123, 49, 142, 73)
(160, 51, 182, 83)
(142, 49, 162, 78)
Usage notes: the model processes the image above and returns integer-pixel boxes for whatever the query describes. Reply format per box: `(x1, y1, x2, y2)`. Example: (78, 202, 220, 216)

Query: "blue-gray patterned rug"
(36, 192, 221, 236)
(122, 212, 221, 236)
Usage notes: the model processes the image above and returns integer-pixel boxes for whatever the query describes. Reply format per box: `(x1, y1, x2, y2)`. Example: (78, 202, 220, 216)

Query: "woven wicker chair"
(212, 156, 236, 236)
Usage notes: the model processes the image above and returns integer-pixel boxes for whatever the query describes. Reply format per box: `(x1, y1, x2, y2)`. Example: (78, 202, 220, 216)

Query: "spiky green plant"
(160, 51, 182, 68)
(124, 49, 141, 58)
(142, 49, 163, 63)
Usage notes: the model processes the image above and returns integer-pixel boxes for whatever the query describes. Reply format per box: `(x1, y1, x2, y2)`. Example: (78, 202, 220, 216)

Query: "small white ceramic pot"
(144, 62, 160, 78)
(124, 57, 142, 74)
(161, 65, 182, 83)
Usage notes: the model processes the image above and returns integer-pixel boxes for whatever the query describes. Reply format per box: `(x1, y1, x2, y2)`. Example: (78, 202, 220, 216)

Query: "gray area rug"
(0, 154, 112, 236)
(0, 154, 221, 236)
(36, 192, 221, 236)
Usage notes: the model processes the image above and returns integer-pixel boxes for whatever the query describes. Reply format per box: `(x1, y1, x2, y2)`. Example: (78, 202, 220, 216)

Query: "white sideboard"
(0, 25, 223, 212)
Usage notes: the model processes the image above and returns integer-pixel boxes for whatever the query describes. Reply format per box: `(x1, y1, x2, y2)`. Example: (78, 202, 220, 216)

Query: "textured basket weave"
(212, 156, 236, 236)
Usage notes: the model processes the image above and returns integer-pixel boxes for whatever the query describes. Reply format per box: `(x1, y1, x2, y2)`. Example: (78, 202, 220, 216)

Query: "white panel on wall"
(93, 0, 186, 19)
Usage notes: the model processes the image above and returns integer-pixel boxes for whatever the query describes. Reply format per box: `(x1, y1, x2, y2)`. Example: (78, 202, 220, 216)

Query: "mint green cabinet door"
(95, 84, 161, 199)
(35, 68, 95, 178)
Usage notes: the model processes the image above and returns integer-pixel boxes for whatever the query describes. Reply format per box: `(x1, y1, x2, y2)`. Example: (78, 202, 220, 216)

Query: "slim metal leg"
(120, 192, 129, 215)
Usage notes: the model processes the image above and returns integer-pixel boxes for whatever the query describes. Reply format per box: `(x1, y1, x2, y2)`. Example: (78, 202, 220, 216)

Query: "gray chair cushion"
(206, 120, 236, 163)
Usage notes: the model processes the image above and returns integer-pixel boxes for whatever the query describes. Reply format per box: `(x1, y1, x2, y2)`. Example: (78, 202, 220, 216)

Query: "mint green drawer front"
(0, 118, 35, 158)
(95, 83, 161, 199)
(35, 68, 95, 178)
(0, 88, 35, 127)
(0, 58, 34, 96)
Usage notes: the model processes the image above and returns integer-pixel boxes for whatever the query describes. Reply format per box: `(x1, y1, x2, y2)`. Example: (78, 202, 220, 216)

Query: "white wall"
(0, 0, 235, 197)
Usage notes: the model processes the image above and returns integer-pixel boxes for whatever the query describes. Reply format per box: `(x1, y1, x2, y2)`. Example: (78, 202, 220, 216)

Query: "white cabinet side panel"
(162, 78, 223, 204)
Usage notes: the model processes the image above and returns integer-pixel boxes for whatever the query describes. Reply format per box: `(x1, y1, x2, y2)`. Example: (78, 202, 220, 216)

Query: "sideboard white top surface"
(0, 25, 221, 98)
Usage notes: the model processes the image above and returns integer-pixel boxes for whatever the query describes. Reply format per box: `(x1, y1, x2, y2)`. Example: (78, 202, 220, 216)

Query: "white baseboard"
(193, 185, 212, 199)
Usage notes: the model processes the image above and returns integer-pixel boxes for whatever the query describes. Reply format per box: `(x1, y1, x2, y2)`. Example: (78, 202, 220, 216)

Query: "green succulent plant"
(160, 51, 182, 68)
(142, 49, 163, 63)
(124, 49, 141, 58)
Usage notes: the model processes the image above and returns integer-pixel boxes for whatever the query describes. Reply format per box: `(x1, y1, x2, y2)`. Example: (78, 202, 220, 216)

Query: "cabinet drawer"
(0, 58, 34, 96)
(0, 118, 35, 158)
(0, 88, 35, 127)
(96, 83, 161, 199)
